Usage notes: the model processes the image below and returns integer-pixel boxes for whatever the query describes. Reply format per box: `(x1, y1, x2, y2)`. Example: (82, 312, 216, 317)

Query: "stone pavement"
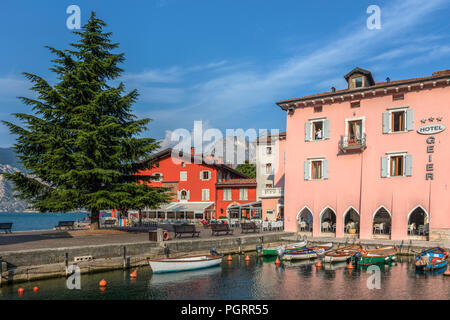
(0, 227, 285, 253)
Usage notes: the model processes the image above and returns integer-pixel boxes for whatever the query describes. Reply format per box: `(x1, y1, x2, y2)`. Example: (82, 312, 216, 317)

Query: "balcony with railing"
(339, 133, 367, 152)
(261, 187, 284, 198)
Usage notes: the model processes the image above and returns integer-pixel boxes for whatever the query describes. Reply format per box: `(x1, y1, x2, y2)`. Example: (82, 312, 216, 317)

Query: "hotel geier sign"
(417, 122, 446, 180)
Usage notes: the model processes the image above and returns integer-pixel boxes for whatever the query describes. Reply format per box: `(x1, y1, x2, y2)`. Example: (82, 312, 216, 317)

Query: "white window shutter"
(304, 161, 311, 180)
(305, 122, 312, 141)
(406, 109, 414, 131)
(187, 190, 190, 200)
(177, 191, 181, 200)
(381, 157, 388, 178)
(382, 112, 390, 133)
(323, 120, 330, 139)
(405, 154, 413, 176)
(323, 160, 329, 179)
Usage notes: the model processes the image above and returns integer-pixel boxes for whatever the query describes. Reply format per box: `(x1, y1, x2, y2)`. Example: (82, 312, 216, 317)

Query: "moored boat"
(415, 247, 448, 272)
(147, 255, 222, 273)
(280, 243, 333, 261)
(323, 244, 362, 263)
(358, 246, 397, 265)
(262, 240, 307, 256)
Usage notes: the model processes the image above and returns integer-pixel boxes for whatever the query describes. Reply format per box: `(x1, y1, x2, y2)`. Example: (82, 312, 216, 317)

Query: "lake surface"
(0, 212, 110, 231)
(1, 255, 449, 300)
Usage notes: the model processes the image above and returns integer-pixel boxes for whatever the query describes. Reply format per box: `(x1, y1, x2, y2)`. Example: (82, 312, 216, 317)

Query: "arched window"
(408, 206, 429, 237)
(320, 207, 336, 234)
(297, 207, 313, 232)
(344, 207, 360, 235)
(373, 206, 391, 236)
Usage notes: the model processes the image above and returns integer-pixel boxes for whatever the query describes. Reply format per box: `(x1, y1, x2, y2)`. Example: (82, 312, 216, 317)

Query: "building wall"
(284, 85, 450, 240)
(215, 186, 257, 218)
(140, 156, 220, 202)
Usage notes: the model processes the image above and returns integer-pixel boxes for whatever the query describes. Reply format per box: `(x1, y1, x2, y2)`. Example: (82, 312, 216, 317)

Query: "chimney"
(190, 147, 195, 155)
(331, 87, 336, 92)
(386, 77, 390, 83)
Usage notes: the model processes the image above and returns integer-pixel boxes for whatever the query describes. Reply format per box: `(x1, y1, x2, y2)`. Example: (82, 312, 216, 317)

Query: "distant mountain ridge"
(0, 148, 30, 212)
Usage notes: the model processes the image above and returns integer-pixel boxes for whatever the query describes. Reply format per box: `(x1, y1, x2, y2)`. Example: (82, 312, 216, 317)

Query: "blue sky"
(0, 0, 449, 148)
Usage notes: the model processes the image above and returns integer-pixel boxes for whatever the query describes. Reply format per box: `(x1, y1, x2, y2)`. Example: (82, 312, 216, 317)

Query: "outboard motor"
(210, 246, 223, 257)
(256, 244, 263, 255)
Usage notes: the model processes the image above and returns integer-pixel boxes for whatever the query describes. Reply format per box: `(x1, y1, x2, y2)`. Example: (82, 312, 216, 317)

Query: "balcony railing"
(261, 187, 284, 198)
(339, 133, 367, 152)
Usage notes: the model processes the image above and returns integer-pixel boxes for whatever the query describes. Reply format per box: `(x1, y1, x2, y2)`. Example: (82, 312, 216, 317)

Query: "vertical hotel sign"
(417, 122, 446, 180)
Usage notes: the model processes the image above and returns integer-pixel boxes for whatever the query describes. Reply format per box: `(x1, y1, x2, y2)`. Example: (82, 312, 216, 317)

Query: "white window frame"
(180, 171, 187, 181)
(265, 163, 273, 175)
(152, 172, 163, 182)
(200, 170, 211, 181)
(223, 188, 232, 201)
(305, 157, 328, 181)
(239, 188, 248, 200)
(310, 159, 324, 180)
(311, 119, 325, 141)
(202, 189, 210, 201)
(386, 151, 407, 177)
(384, 106, 413, 134)
(344, 116, 366, 140)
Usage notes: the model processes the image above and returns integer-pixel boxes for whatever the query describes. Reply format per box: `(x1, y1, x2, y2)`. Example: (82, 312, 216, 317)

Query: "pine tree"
(1, 12, 170, 229)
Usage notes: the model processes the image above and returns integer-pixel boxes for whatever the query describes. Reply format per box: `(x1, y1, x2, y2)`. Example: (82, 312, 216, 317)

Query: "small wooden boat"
(323, 244, 362, 263)
(262, 240, 307, 256)
(280, 243, 333, 261)
(147, 255, 222, 273)
(415, 247, 448, 271)
(358, 246, 397, 265)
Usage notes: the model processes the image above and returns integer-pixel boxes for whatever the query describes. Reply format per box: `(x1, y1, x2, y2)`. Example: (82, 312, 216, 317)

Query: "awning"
(228, 201, 261, 210)
(146, 202, 214, 213)
(166, 202, 215, 213)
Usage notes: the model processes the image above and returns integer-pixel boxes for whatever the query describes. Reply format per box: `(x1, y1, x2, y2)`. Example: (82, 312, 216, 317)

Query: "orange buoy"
(245, 255, 250, 261)
(444, 268, 450, 276)
(33, 286, 39, 292)
(316, 260, 322, 268)
(99, 279, 107, 287)
(18, 288, 24, 294)
(130, 270, 137, 278)
(227, 254, 232, 261)
(347, 262, 354, 269)
(275, 257, 281, 265)
(163, 231, 170, 241)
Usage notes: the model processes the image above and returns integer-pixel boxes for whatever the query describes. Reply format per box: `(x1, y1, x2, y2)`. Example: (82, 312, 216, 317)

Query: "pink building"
(277, 67, 450, 241)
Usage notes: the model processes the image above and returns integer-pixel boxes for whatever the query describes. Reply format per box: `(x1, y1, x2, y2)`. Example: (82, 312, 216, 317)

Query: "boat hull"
(415, 247, 448, 271)
(262, 241, 307, 256)
(281, 243, 333, 261)
(148, 255, 222, 273)
(359, 254, 396, 265)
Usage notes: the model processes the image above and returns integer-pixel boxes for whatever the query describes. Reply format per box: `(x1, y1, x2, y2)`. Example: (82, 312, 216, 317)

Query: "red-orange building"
(134, 147, 257, 220)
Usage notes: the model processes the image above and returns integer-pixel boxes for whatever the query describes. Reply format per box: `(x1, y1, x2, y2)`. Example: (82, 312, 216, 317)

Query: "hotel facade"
(277, 67, 450, 241)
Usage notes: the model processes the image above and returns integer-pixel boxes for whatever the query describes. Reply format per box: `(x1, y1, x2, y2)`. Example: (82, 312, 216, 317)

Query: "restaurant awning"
(166, 202, 215, 213)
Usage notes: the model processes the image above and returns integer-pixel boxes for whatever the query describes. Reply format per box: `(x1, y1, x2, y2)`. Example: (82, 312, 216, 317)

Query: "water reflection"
(0, 253, 449, 300)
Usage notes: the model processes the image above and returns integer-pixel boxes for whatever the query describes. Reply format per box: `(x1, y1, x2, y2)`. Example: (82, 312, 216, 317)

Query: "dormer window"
(352, 77, 363, 88)
(344, 67, 375, 89)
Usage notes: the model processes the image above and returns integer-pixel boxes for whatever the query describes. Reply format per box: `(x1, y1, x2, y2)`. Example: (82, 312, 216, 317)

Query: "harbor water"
(0, 212, 110, 231)
(1, 254, 449, 300)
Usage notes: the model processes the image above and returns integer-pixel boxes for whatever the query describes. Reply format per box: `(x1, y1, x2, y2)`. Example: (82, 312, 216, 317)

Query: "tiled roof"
(276, 69, 450, 109)
(216, 179, 257, 187)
